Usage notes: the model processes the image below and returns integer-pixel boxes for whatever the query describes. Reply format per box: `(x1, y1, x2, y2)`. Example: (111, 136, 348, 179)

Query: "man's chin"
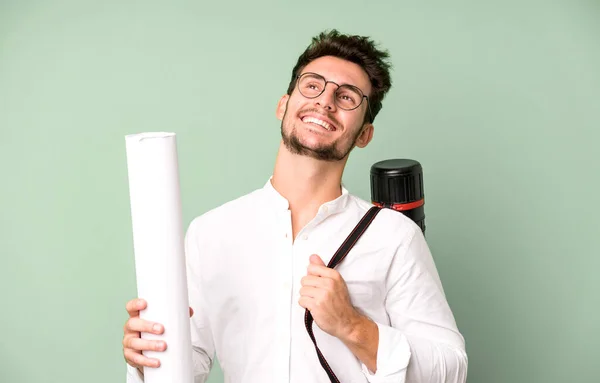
(281, 125, 346, 161)
(288, 142, 344, 162)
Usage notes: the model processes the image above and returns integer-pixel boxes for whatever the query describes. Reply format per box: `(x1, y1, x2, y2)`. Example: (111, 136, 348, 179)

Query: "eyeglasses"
(296, 72, 373, 122)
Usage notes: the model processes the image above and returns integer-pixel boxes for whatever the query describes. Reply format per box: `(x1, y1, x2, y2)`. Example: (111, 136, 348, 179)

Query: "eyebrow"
(301, 72, 366, 93)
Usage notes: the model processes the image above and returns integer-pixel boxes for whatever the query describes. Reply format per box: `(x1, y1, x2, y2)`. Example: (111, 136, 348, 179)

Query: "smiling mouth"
(300, 116, 337, 132)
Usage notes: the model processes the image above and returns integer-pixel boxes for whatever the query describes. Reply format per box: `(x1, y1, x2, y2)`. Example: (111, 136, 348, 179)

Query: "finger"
(125, 317, 164, 335)
(124, 336, 167, 353)
(301, 275, 333, 289)
(309, 254, 326, 266)
(126, 298, 146, 317)
(307, 263, 338, 279)
(298, 296, 315, 311)
(300, 275, 318, 286)
(124, 348, 161, 368)
(299, 286, 320, 298)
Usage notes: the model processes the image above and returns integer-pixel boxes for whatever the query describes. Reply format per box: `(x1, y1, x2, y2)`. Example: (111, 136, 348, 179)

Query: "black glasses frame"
(295, 72, 373, 123)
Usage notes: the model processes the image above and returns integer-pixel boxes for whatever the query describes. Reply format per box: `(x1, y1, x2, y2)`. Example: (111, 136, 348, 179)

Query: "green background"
(1, 1, 598, 382)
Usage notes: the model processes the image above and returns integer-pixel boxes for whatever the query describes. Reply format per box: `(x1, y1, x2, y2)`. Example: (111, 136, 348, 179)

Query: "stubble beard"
(280, 110, 363, 162)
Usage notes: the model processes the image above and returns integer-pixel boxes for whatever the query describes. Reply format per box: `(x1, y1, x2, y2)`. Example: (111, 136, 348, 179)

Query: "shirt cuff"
(361, 322, 411, 383)
(126, 364, 145, 383)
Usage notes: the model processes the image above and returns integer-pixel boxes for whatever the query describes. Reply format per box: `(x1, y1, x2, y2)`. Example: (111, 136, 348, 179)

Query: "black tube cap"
(370, 159, 424, 204)
(370, 159, 426, 233)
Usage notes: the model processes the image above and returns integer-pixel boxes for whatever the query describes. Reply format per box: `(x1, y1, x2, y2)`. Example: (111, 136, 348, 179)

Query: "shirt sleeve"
(361, 224, 468, 383)
(186, 218, 217, 383)
(359, 322, 411, 382)
(126, 364, 144, 383)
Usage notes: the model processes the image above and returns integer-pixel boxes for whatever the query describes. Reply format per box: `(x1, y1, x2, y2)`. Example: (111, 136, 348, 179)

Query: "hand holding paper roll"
(122, 298, 194, 374)
(124, 132, 195, 383)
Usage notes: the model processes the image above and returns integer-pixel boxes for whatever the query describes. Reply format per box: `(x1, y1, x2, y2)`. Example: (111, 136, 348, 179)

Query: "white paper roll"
(125, 132, 193, 383)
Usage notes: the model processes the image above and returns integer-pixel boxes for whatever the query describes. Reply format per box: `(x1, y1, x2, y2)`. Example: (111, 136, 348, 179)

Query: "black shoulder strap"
(304, 205, 383, 383)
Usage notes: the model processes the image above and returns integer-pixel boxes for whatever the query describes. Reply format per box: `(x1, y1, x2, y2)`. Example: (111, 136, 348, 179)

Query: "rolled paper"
(125, 132, 193, 383)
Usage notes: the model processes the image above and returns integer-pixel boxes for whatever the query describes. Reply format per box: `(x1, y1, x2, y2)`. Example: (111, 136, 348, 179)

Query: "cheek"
(340, 117, 363, 137)
(288, 98, 306, 116)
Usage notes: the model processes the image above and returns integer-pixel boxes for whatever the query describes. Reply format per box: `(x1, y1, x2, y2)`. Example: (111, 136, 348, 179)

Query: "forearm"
(340, 317, 467, 383)
(339, 314, 379, 372)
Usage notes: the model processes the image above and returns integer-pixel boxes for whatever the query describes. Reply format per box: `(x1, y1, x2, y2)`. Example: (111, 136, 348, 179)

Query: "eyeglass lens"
(298, 73, 363, 110)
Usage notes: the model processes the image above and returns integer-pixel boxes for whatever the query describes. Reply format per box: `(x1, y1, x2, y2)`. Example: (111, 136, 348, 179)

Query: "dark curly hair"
(286, 30, 392, 123)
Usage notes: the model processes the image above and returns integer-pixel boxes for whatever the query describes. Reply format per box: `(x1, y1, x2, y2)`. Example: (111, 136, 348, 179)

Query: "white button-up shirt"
(127, 179, 467, 383)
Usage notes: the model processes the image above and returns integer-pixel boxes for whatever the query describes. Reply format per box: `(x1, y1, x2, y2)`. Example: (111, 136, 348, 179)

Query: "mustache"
(297, 108, 341, 129)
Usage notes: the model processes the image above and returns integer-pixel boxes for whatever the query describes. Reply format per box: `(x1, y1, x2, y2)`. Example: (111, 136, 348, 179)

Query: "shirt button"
(302, 234, 308, 240)
(323, 206, 329, 213)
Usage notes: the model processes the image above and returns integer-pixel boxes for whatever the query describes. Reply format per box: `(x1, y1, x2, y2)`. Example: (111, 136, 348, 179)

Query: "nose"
(314, 83, 338, 112)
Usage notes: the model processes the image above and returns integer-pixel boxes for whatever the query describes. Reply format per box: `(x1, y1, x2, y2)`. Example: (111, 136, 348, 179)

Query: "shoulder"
(346, 192, 422, 243)
(186, 187, 265, 236)
(346, 193, 439, 285)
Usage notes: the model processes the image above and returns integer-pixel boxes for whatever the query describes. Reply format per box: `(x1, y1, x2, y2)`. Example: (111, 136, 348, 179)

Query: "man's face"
(277, 56, 374, 162)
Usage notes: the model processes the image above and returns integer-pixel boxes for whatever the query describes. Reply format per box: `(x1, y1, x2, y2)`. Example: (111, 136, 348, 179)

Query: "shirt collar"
(263, 177, 290, 210)
(262, 177, 350, 215)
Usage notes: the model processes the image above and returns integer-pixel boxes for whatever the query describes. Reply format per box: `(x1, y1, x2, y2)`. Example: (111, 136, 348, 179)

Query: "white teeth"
(302, 116, 334, 131)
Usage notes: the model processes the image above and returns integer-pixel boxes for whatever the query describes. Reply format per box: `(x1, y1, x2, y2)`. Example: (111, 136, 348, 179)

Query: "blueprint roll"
(125, 132, 193, 383)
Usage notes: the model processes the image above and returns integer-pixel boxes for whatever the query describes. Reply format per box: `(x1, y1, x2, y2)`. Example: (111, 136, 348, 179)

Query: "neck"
(271, 140, 347, 214)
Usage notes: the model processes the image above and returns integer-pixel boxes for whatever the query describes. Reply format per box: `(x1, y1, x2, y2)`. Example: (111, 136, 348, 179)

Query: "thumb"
(309, 254, 326, 266)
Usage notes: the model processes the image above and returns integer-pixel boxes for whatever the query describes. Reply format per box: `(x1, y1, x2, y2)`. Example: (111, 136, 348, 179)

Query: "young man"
(123, 30, 468, 383)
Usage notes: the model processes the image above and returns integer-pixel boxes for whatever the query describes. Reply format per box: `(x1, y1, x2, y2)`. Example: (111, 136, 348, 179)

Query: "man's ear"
(276, 95, 290, 121)
(355, 123, 374, 148)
